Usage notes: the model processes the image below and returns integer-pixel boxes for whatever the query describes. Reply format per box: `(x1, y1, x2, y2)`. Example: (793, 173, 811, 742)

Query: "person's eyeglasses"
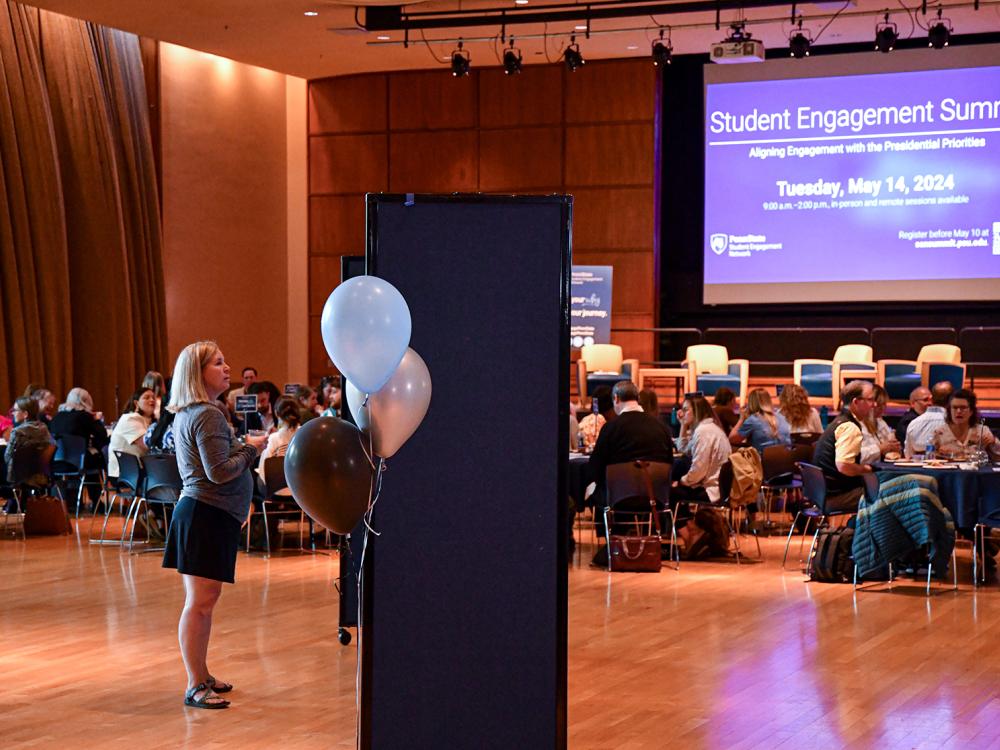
(951, 405, 970, 411)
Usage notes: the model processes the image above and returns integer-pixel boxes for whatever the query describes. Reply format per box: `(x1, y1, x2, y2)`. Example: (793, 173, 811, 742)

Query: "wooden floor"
(4, 520, 1000, 749)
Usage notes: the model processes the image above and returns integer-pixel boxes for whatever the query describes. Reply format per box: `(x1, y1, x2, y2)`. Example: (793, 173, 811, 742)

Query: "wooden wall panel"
(479, 67, 563, 127)
(389, 131, 478, 192)
(309, 58, 658, 382)
(309, 256, 343, 316)
(571, 188, 654, 251)
(309, 74, 387, 134)
(310, 195, 366, 256)
(479, 127, 562, 191)
(572, 251, 653, 314)
(565, 124, 653, 186)
(310, 134, 387, 194)
(564, 60, 656, 123)
(388, 72, 477, 130)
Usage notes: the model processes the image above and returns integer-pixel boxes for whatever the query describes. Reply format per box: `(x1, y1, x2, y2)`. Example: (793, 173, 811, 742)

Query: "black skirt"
(162, 497, 242, 584)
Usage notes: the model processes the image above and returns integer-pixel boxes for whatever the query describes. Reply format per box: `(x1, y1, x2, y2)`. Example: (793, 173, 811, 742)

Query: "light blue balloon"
(321, 276, 412, 394)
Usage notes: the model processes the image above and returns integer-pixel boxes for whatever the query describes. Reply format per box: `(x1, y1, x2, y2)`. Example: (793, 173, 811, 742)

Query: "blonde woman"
(777, 383, 822, 435)
(730, 388, 791, 454)
(161, 342, 267, 710)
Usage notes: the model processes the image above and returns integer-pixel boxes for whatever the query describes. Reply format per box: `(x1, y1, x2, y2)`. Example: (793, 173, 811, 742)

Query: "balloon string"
(355, 454, 384, 749)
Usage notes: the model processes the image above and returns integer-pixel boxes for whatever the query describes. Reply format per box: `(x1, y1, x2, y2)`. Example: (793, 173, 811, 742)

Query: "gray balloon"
(284, 417, 373, 534)
(346, 347, 432, 459)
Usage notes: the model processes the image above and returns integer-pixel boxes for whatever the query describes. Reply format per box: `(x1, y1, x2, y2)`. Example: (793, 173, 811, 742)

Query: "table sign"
(283, 383, 301, 396)
(234, 394, 259, 413)
(570, 265, 612, 348)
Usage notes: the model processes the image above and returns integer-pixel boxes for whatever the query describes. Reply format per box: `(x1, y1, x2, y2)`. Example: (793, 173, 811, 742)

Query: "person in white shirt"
(674, 395, 731, 503)
(904, 381, 953, 457)
(108, 388, 157, 477)
(860, 384, 900, 463)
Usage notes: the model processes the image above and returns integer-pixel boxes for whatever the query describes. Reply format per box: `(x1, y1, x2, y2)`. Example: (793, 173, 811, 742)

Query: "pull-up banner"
(570, 265, 613, 348)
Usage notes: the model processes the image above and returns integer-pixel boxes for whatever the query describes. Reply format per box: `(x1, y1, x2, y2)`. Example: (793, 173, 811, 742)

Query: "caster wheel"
(338, 627, 352, 645)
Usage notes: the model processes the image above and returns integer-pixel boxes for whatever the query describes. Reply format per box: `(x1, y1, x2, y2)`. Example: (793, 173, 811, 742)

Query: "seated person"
(295, 385, 319, 425)
(4, 397, 55, 487)
(144, 393, 177, 454)
(31, 388, 57, 427)
(777, 383, 823, 435)
(904, 381, 952, 457)
(50, 387, 110, 507)
(318, 375, 341, 418)
(242, 381, 280, 434)
(711, 387, 740, 433)
(895, 386, 932, 445)
(673, 395, 730, 504)
(569, 410, 580, 453)
(256, 397, 302, 481)
(108, 388, 156, 478)
(730, 388, 791, 454)
(638, 388, 672, 432)
(578, 385, 614, 452)
(860, 384, 901, 463)
(932, 388, 999, 461)
(814, 380, 880, 512)
(226, 366, 258, 411)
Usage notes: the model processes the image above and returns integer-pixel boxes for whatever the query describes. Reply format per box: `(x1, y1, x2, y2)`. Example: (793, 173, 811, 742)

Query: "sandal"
(184, 682, 230, 709)
(207, 676, 233, 694)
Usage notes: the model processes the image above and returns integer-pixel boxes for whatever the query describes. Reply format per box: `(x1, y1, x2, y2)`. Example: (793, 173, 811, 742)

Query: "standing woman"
(162, 341, 267, 709)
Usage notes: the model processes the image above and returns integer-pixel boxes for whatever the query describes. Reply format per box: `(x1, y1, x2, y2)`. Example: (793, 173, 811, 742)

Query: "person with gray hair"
(50, 387, 109, 512)
(904, 380, 953, 458)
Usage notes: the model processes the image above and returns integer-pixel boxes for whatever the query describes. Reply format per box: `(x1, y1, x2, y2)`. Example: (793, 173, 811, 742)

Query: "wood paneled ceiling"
(24, 0, 1000, 78)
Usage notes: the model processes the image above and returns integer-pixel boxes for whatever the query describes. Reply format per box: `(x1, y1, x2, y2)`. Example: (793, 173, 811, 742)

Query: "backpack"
(809, 526, 855, 583)
(728, 447, 763, 507)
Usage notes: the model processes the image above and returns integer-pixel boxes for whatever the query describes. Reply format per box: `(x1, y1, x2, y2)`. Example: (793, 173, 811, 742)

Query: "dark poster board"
(361, 194, 571, 749)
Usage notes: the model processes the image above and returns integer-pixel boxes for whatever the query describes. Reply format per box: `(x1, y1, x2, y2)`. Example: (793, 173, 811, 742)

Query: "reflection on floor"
(2, 520, 999, 749)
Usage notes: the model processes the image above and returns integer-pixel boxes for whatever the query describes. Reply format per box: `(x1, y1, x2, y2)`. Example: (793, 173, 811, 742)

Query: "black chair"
(139, 454, 183, 552)
(792, 432, 821, 446)
(602, 460, 674, 570)
(760, 445, 802, 526)
(4, 442, 57, 540)
(114, 452, 149, 549)
(246, 456, 306, 557)
(52, 435, 105, 518)
(782, 462, 865, 571)
(972, 485, 1000, 586)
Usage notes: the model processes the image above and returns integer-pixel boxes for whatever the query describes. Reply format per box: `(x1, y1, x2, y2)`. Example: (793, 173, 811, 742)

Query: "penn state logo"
(710, 233, 728, 255)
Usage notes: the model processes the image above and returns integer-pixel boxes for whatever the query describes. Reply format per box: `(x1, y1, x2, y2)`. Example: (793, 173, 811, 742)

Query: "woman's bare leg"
(179, 574, 223, 699)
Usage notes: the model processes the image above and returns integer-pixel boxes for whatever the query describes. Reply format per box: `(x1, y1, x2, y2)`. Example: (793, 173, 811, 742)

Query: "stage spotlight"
(503, 39, 523, 74)
(451, 40, 471, 77)
(874, 14, 898, 53)
(651, 28, 672, 66)
(563, 36, 585, 72)
(928, 8, 952, 48)
(789, 18, 811, 58)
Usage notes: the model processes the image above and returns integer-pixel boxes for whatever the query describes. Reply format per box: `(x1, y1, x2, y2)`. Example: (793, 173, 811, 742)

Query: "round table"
(873, 461, 1000, 528)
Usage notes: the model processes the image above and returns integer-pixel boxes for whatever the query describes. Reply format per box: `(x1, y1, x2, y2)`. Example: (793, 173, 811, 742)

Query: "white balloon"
(347, 348, 432, 459)
(321, 276, 411, 394)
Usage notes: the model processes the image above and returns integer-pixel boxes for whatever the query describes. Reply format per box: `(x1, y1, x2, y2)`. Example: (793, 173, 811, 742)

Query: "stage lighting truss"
(503, 38, 523, 74)
(451, 39, 471, 76)
(789, 17, 812, 58)
(928, 7, 952, 48)
(651, 27, 672, 66)
(875, 13, 898, 53)
(563, 35, 585, 71)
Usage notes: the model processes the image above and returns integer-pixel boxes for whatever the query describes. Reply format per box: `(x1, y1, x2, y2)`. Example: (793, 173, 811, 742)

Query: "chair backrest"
(53, 434, 87, 473)
(10, 442, 55, 486)
(580, 344, 623, 373)
(833, 344, 873, 363)
(717, 459, 735, 503)
(143, 454, 182, 502)
(263, 456, 290, 498)
(791, 432, 820, 447)
(917, 344, 961, 365)
(790, 443, 815, 467)
(796, 462, 828, 510)
(605, 460, 670, 508)
(685, 344, 729, 374)
(761, 444, 796, 481)
(114, 451, 144, 495)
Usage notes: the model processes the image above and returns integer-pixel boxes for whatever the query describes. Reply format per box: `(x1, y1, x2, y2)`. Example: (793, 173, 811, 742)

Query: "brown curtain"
(0, 1, 166, 415)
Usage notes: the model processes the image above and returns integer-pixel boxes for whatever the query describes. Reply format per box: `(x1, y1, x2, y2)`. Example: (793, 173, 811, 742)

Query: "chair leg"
(782, 511, 802, 569)
(119, 497, 140, 545)
(603, 507, 612, 572)
(804, 517, 826, 577)
(262, 504, 271, 558)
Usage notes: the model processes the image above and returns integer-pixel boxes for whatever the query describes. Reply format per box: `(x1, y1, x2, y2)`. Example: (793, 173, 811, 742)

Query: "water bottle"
(670, 406, 679, 431)
(592, 396, 600, 416)
(577, 430, 585, 452)
(924, 442, 935, 461)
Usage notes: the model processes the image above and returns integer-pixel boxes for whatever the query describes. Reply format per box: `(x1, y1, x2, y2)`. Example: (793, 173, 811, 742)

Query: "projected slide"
(704, 61, 1000, 304)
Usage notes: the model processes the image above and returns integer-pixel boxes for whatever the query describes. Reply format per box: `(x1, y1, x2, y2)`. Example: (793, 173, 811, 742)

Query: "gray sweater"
(174, 403, 258, 522)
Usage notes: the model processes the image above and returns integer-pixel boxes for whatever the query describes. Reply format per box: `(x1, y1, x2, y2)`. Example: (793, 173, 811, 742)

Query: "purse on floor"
(608, 462, 662, 573)
(23, 494, 72, 536)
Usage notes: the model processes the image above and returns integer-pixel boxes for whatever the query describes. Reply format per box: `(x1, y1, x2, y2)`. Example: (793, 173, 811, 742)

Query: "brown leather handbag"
(608, 462, 662, 573)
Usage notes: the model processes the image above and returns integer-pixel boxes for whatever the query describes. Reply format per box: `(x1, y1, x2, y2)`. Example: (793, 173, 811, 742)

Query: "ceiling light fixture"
(376, 35, 391, 41)
(651, 27, 672, 66)
(514, 0, 529, 4)
(451, 39, 471, 76)
(874, 13, 898, 53)
(304, 10, 319, 16)
(503, 38, 523, 74)
(564, 35, 585, 71)
(928, 7, 952, 48)
(788, 17, 811, 58)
